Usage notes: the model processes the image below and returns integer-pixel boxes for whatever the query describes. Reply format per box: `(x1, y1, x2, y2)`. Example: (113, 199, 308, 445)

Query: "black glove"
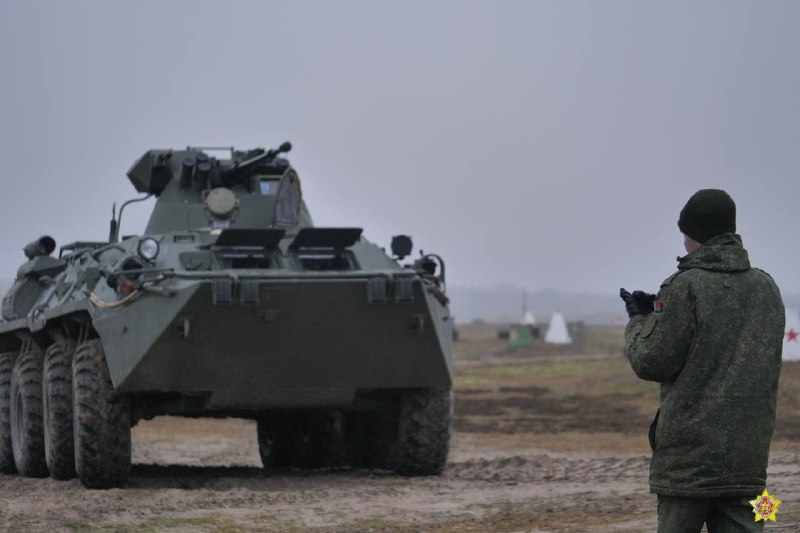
(620, 288, 656, 317)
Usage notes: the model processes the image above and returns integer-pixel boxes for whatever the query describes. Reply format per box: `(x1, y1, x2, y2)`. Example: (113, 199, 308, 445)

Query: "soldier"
(620, 189, 784, 532)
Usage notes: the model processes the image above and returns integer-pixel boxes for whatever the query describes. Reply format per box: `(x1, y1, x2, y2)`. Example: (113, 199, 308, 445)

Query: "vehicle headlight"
(138, 237, 160, 261)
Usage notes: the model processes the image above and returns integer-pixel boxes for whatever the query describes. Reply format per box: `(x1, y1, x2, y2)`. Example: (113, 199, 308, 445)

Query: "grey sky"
(1, 1, 798, 295)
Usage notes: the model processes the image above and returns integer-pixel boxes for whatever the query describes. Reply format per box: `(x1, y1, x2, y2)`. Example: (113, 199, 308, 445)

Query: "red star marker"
(787, 329, 799, 342)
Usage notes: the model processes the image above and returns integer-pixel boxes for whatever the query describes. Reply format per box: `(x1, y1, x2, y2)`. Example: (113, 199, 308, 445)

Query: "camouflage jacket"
(625, 233, 784, 498)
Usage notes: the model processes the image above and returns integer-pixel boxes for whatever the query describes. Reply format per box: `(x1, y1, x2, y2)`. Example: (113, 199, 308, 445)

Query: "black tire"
(73, 339, 131, 489)
(296, 412, 346, 469)
(43, 341, 75, 480)
(392, 388, 453, 476)
(258, 412, 346, 470)
(257, 415, 297, 469)
(0, 351, 17, 474)
(9, 350, 48, 477)
(345, 410, 396, 470)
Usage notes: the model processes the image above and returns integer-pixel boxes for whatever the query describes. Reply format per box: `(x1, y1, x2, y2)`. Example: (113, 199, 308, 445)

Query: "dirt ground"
(0, 325, 798, 532)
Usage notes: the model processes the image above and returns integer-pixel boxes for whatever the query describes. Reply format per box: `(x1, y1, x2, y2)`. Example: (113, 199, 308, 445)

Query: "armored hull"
(0, 143, 453, 487)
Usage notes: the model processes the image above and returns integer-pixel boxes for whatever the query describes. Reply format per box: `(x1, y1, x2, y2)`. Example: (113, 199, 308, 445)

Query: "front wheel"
(391, 388, 453, 476)
(0, 351, 18, 474)
(9, 350, 48, 477)
(43, 341, 75, 480)
(73, 339, 131, 489)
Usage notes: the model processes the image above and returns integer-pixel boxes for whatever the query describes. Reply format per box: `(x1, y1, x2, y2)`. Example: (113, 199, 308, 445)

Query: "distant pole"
(522, 291, 527, 323)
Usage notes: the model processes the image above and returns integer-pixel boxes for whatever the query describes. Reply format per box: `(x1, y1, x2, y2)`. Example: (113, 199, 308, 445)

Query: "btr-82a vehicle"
(0, 142, 453, 488)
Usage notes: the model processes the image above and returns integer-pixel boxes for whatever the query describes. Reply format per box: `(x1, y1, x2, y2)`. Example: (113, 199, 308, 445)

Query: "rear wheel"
(43, 341, 75, 480)
(0, 351, 17, 474)
(73, 339, 131, 489)
(295, 412, 346, 469)
(345, 410, 396, 470)
(258, 412, 346, 469)
(9, 350, 48, 477)
(391, 388, 452, 476)
(257, 415, 297, 468)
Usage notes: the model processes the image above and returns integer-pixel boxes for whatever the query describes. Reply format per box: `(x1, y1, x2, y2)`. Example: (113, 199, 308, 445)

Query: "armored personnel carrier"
(0, 143, 453, 488)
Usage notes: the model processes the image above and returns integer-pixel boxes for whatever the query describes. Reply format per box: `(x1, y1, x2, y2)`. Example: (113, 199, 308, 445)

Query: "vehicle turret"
(121, 142, 309, 236)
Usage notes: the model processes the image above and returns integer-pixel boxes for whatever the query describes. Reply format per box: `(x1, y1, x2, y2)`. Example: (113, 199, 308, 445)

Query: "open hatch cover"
(289, 228, 363, 250)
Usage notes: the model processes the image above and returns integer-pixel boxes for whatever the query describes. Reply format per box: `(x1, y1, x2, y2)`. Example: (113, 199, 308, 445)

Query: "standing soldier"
(620, 189, 784, 532)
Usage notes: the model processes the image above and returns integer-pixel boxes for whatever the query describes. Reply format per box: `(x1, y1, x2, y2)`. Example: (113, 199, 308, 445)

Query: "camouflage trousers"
(657, 495, 763, 533)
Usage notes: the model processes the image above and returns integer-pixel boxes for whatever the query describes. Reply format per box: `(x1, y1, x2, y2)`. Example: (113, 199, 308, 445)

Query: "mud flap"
(648, 409, 659, 451)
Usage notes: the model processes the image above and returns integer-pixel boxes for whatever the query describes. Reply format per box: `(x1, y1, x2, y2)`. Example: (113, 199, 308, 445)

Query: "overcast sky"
(1, 1, 798, 296)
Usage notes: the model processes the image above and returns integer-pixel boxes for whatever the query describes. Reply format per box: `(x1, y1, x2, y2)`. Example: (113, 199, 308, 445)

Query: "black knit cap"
(678, 189, 736, 244)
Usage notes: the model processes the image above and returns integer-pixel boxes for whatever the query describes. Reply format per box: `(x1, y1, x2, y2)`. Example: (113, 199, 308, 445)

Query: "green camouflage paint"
(625, 233, 784, 498)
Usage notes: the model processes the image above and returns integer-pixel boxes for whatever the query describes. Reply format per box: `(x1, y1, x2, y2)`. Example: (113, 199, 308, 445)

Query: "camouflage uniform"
(625, 233, 784, 532)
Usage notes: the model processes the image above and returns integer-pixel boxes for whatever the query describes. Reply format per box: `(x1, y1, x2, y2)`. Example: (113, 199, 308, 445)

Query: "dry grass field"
(0, 324, 797, 532)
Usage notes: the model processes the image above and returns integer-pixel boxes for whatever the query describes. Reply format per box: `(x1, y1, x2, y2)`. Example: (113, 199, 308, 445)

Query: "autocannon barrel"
(23, 236, 56, 259)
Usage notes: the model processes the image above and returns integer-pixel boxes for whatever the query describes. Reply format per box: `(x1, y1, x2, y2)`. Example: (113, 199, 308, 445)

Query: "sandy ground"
(0, 340, 798, 532)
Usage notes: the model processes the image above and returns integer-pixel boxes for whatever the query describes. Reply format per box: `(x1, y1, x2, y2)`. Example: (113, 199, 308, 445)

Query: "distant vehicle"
(0, 143, 453, 488)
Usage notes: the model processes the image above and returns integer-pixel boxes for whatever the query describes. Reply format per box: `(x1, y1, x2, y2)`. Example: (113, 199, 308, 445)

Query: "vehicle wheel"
(9, 350, 48, 477)
(0, 351, 17, 474)
(294, 412, 346, 469)
(258, 412, 346, 469)
(43, 341, 75, 480)
(73, 339, 131, 489)
(257, 414, 299, 468)
(345, 410, 396, 470)
(391, 388, 452, 476)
